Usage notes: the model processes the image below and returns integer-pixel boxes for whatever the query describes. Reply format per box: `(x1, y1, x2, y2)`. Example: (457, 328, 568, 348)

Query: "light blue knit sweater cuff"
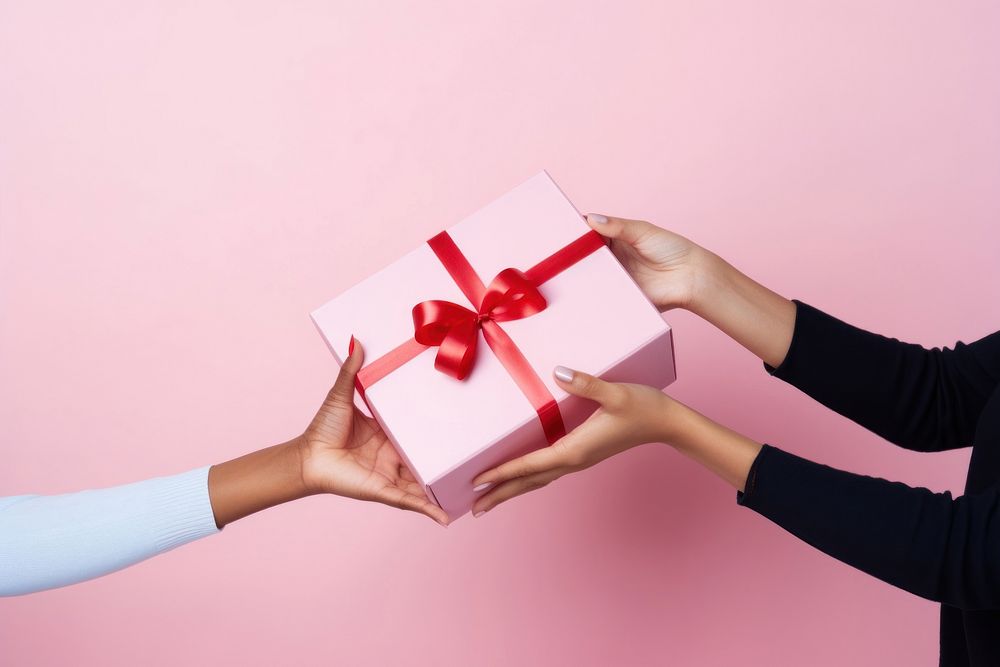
(0, 466, 221, 596)
(147, 465, 220, 552)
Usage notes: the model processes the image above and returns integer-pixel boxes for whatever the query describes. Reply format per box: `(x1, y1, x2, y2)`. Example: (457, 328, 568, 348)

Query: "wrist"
(288, 435, 316, 497)
(685, 248, 732, 318)
(208, 438, 313, 528)
(655, 395, 698, 448)
(293, 433, 326, 496)
(656, 398, 764, 492)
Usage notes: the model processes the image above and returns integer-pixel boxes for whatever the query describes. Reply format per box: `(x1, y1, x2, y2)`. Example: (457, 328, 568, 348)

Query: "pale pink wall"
(2, 2, 998, 665)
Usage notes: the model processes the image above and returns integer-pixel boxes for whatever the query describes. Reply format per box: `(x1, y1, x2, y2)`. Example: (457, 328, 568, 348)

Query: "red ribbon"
(356, 227, 605, 444)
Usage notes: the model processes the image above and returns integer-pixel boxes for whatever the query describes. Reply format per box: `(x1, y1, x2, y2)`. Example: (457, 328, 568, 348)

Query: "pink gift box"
(311, 171, 676, 519)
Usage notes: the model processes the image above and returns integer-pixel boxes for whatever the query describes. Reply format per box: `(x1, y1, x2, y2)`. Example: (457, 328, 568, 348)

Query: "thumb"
(585, 213, 656, 247)
(328, 335, 365, 404)
(553, 365, 619, 406)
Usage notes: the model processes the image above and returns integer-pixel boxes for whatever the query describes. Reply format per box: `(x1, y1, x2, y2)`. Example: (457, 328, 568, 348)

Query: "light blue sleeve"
(0, 466, 220, 596)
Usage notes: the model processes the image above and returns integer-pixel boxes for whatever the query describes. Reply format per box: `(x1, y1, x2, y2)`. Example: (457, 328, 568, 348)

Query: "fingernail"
(554, 365, 575, 382)
(348, 335, 356, 356)
(473, 510, 486, 518)
(587, 213, 608, 224)
(473, 482, 492, 493)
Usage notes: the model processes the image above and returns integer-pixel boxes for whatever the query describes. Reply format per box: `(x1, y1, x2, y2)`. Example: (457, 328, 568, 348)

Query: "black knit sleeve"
(738, 445, 1000, 611)
(766, 301, 1000, 452)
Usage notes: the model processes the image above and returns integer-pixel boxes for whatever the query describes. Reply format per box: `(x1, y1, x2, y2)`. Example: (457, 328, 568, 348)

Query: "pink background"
(1, 2, 998, 665)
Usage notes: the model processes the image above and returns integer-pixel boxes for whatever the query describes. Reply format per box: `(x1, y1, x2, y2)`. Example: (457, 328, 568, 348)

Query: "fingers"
(327, 335, 366, 405)
(552, 365, 624, 408)
(468, 365, 623, 514)
(472, 440, 574, 489)
(472, 470, 562, 515)
(585, 213, 656, 246)
(376, 485, 450, 527)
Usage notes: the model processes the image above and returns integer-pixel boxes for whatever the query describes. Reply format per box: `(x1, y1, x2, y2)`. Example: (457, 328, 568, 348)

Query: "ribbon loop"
(412, 300, 475, 346)
(412, 299, 481, 380)
(411, 268, 548, 381)
(480, 268, 547, 321)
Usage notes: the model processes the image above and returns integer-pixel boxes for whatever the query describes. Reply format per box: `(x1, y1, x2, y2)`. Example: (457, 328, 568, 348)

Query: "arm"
(0, 468, 218, 596)
(473, 368, 1000, 611)
(0, 443, 306, 597)
(738, 444, 1000, 611)
(1, 340, 447, 597)
(584, 213, 1000, 451)
(756, 301, 1000, 451)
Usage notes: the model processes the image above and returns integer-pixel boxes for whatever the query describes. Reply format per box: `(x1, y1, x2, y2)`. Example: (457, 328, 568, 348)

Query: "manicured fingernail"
(473, 510, 486, 518)
(348, 335, 356, 356)
(587, 213, 608, 224)
(473, 482, 492, 492)
(554, 365, 575, 382)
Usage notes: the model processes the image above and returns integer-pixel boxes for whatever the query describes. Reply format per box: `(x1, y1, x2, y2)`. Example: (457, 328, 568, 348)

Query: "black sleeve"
(739, 445, 1000, 611)
(767, 301, 1000, 452)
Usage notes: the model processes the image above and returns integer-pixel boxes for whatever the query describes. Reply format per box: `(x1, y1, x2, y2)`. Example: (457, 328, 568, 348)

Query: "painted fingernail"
(473, 510, 486, 518)
(554, 366, 575, 382)
(473, 482, 492, 493)
(587, 213, 608, 224)
(348, 335, 356, 356)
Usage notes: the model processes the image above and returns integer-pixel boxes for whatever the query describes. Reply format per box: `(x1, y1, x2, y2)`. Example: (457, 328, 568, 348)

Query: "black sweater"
(737, 301, 1000, 667)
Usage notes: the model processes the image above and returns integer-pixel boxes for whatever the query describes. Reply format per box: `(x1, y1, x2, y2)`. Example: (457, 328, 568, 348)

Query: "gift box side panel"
(605, 326, 675, 388)
(427, 416, 549, 518)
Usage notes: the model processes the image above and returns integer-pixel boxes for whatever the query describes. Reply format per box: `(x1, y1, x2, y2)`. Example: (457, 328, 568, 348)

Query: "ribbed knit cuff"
(146, 466, 220, 553)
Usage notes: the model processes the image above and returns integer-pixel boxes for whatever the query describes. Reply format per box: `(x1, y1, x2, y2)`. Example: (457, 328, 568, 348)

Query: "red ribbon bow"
(413, 268, 547, 381)
(355, 227, 605, 444)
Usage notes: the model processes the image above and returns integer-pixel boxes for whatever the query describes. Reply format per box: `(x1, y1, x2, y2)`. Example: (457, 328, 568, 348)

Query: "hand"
(586, 213, 795, 369)
(297, 338, 450, 526)
(209, 338, 449, 528)
(585, 213, 709, 312)
(470, 365, 679, 516)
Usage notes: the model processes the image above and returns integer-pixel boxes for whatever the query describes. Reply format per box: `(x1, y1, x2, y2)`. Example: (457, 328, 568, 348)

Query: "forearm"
(686, 252, 995, 450)
(207, 437, 313, 528)
(688, 251, 796, 369)
(661, 399, 763, 493)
